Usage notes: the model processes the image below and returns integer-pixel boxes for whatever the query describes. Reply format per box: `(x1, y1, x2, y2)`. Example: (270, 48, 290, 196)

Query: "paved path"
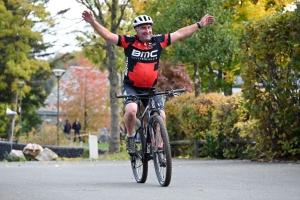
(1, 159, 299, 200)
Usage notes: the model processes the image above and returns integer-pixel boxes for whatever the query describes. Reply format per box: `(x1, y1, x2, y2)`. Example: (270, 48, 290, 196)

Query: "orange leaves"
(60, 66, 110, 132)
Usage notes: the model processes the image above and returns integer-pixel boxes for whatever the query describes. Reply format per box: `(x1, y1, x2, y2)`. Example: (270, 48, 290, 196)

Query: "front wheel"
(151, 115, 172, 187)
(131, 119, 148, 183)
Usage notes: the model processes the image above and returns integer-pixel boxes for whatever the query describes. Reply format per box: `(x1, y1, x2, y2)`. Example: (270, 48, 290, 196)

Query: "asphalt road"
(1, 159, 299, 200)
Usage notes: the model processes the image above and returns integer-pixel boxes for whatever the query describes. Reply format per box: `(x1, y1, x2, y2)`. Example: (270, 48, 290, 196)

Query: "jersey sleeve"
(117, 35, 131, 48)
(157, 34, 171, 49)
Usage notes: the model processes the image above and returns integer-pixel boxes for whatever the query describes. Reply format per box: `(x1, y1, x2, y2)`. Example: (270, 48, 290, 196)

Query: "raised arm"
(82, 10, 119, 45)
(170, 14, 214, 44)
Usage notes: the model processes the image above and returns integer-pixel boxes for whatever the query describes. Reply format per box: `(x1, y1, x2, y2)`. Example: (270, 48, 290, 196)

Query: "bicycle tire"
(151, 115, 172, 187)
(131, 119, 148, 183)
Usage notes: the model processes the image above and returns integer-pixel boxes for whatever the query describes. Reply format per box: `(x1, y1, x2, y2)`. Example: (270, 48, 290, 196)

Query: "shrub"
(240, 10, 300, 160)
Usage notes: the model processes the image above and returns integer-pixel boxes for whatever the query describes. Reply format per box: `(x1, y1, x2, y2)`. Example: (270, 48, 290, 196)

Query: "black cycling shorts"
(122, 84, 164, 111)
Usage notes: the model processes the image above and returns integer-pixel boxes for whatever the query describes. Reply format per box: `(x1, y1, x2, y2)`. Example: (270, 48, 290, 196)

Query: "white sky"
(44, 0, 87, 56)
(43, 1, 297, 57)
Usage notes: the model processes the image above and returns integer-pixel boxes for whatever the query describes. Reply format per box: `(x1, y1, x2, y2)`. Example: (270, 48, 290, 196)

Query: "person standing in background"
(102, 125, 109, 143)
(63, 119, 72, 140)
(72, 118, 82, 143)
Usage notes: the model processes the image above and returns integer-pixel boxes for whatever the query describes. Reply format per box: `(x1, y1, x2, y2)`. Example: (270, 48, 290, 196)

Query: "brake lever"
(165, 89, 179, 97)
(173, 92, 180, 97)
(165, 89, 172, 96)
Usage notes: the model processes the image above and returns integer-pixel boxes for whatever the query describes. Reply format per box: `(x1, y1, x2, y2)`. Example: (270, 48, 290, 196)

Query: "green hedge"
(166, 91, 300, 160)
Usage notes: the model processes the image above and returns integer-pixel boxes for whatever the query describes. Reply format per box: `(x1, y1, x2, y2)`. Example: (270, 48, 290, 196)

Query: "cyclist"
(82, 10, 214, 154)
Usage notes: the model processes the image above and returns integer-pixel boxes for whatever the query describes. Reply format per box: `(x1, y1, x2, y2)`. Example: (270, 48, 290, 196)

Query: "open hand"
(82, 10, 95, 23)
(199, 14, 215, 27)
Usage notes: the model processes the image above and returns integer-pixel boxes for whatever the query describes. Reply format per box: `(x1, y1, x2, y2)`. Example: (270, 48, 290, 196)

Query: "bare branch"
(111, 0, 130, 32)
(103, 0, 112, 12)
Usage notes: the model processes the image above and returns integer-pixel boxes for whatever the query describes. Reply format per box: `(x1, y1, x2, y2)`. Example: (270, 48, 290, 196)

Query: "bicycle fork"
(148, 120, 166, 166)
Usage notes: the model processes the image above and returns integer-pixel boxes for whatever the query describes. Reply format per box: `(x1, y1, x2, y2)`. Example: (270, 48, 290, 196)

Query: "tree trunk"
(224, 84, 233, 96)
(193, 62, 201, 97)
(208, 63, 214, 92)
(106, 43, 120, 153)
(75, 0, 131, 153)
(217, 69, 223, 93)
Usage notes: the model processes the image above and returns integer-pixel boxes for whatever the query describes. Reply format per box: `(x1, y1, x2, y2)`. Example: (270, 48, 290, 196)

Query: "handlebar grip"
(116, 94, 127, 98)
(172, 89, 185, 93)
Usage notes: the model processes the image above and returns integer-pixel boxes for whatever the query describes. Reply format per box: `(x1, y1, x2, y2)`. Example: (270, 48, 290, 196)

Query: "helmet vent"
(133, 15, 153, 28)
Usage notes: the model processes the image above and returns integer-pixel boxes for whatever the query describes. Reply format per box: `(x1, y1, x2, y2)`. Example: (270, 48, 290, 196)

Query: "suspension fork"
(144, 111, 159, 161)
(148, 113, 159, 152)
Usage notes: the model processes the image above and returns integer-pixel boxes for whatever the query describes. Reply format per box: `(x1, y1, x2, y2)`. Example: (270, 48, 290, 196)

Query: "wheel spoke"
(131, 119, 148, 183)
(152, 116, 172, 187)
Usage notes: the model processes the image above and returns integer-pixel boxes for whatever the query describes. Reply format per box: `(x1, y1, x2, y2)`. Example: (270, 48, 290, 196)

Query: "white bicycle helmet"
(133, 15, 153, 28)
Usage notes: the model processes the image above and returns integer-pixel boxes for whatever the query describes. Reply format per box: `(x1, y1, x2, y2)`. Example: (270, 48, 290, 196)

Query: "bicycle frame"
(118, 88, 185, 151)
(136, 92, 161, 161)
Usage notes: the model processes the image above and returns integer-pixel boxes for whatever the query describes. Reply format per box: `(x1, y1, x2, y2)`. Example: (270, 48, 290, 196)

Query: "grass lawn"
(71, 141, 109, 149)
(57, 140, 129, 161)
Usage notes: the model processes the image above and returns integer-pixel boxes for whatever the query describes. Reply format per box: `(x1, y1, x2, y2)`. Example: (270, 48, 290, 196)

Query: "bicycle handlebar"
(116, 88, 186, 98)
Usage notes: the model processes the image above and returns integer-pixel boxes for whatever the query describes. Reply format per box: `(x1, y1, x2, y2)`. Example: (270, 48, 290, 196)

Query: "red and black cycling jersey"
(117, 34, 171, 88)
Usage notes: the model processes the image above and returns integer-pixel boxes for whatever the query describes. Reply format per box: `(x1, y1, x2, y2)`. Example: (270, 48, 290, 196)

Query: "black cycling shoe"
(126, 137, 136, 154)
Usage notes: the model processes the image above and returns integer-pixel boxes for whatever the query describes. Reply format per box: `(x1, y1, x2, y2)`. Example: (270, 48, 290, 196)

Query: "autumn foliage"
(157, 60, 194, 93)
(59, 54, 110, 133)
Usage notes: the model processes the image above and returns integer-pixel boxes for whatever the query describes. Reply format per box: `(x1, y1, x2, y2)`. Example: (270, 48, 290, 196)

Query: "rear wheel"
(131, 119, 148, 183)
(152, 115, 172, 187)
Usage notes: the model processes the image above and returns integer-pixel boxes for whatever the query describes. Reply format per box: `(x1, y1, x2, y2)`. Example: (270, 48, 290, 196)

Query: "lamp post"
(17, 81, 25, 139)
(52, 69, 66, 146)
(6, 108, 17, 151)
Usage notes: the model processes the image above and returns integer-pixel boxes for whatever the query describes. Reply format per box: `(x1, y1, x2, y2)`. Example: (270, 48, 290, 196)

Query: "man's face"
(135, 24, 152, 42)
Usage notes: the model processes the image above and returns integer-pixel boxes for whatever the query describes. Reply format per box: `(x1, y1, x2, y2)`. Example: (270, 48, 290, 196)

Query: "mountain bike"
(117, 87, 185, 187)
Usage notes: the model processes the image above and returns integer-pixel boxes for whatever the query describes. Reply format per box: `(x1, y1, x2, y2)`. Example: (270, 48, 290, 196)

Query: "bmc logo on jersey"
(132, 49, 158, 58)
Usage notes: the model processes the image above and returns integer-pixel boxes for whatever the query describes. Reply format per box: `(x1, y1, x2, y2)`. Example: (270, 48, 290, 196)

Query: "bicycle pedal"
(160, 163, 167, 167)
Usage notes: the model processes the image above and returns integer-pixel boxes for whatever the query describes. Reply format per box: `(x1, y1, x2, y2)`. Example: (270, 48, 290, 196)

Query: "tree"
(224, 0, 295, 23)
(144, 0, 239, 96)
(59, 53, 110, 133)
(62, 66, 110, 132)
(239, 5, 300, 159)
(0, 0, 52, 101)
(0, 0, 54, 139)
(144, 0, 294, 97)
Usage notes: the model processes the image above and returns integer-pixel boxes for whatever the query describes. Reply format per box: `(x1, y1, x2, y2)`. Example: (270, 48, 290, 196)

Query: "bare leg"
(156, 110, 166, 148)
(160, 110, 166, 122)
(124, 103, 138, 137)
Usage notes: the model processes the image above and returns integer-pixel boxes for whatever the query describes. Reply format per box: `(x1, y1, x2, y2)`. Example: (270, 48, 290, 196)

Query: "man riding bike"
(82, 10, 214, 154)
